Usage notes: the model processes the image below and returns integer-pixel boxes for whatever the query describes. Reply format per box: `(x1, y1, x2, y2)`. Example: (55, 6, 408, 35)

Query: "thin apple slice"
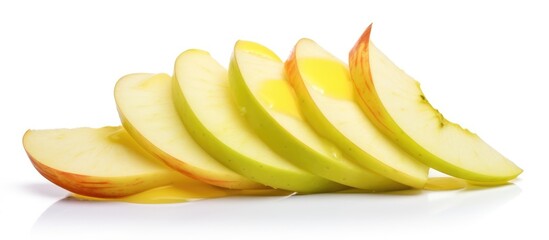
(23, 126, 194, 198)
(114, 73, 263, 189)
(229, 40, 407, 191)
(285, 38, 429, 188)
(173, 49, 345, 193)
(349, 25, 522, 183)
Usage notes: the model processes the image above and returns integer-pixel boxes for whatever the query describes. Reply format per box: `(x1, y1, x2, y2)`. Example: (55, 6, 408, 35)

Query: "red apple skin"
(27, 154, 174, 198)
(349, 24, 396, 138)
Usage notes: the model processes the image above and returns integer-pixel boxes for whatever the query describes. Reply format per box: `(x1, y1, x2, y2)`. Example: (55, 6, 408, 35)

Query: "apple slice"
(349, 25, 522, 183)
(172, 49, 345, 193)
(228, 40, 407, 191)
(114, 73, 263, 189)
(23, 126, 194, 198)
(285, 38, 429, 188)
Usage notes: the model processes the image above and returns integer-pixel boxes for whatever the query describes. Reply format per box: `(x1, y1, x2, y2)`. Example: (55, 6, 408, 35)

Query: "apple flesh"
(229, 40, 407, 191)
(23, 126, 194, 198)
(349, 25, 522, 183)
(172, 49, 345, 193)
(285, 38, 428, 188)
(114, 73, 263, 189)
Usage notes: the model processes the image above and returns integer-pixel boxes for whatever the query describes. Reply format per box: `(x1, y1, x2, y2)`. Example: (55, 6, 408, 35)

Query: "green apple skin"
(349, 24, 522, 183)
(114, 73, 263, 189)
(172, 49, 345, 193)
(285, 38, 429, 189)
(228, 40, 408, 191)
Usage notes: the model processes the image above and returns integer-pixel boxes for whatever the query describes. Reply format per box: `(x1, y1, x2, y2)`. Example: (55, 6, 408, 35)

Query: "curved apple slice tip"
(349, 24, 522, 183)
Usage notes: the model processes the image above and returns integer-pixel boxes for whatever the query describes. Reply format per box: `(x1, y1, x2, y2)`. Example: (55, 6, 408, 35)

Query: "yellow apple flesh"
(23, 127, 194, 198)
(229, 40, 407, 191)
(114, 73, 263, 189)
(349, 25, 522, 183)
(172, 49, 345, 193)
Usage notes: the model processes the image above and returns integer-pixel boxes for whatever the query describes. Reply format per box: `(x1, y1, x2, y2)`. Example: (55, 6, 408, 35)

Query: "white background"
(1, 0, 548, 239)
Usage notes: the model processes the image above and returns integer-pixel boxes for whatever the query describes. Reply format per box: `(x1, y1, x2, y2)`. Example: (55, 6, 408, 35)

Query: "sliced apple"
(23, 126, 195, 198)
(349, 25, 522, 183)
(285, 38, 429, 188)
(114, 73, 263, 189)
(228, 40, 407, 191)
(172, 49, 345, 193)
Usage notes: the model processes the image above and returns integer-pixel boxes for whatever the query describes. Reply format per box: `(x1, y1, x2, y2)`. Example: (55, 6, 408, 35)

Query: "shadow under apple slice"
(31, 184, 521, 239)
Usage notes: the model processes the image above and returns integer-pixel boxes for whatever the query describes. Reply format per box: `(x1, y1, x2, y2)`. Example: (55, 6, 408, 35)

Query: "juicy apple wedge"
(285, 38, 428, 188)
(349, 24, 522, 183)
(229, 40, 407, 191)
(172, 49, 345, 193)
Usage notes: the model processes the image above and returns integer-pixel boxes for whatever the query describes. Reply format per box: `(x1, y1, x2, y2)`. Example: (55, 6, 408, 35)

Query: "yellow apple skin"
(349, 24, 522, 183)
(23, 127, 192, 198)
(229, 40, 408, 191)
(173, 49, 345, 193)
(285, 39, 427, 189)
(115, 73, 264, 190)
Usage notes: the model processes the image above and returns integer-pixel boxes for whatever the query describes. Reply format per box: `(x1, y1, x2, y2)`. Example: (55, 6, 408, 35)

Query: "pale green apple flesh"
(172, 49, 345, 193)
(286, 38, 428, 189)
(23, 126, 194, 198)
(349, 25, 522, 183)
(229, 40, 407, 191)
(114, 73, 263, 189)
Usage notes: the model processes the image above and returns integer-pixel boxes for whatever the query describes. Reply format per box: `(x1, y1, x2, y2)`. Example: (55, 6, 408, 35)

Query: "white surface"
(1, 0, 548, 239)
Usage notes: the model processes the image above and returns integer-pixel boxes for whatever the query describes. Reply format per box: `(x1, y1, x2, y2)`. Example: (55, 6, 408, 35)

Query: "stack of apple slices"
(23, 25, 522, 201)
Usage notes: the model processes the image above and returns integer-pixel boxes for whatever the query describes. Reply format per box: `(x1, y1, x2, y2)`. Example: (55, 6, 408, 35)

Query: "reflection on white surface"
(31, 184, 521, 239)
